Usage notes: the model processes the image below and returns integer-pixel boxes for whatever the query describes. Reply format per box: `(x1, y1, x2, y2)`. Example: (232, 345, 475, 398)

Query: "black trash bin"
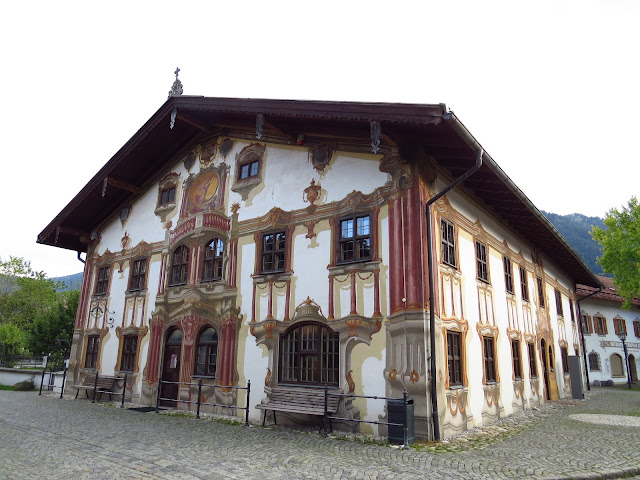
(387, 397, 415, 444)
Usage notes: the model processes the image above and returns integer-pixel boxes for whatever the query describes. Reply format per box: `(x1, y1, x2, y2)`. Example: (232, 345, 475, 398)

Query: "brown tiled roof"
(577, 275, 640, 306)
(36, 96, 601, 287)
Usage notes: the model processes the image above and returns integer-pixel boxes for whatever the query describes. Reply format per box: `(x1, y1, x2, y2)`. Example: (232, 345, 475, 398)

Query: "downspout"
(77, 251, 86, 264)
(426, 111, 483, 441)
(576, 287, 603, 391)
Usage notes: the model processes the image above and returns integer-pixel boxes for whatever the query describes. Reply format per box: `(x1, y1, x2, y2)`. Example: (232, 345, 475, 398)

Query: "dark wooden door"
(540, 339, 550, 400)
(160, 329, 182, 407)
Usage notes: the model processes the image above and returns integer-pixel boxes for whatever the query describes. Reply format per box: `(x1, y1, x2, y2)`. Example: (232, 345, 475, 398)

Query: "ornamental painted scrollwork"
(180, 163, 228, 218)
(309, 143, 334, 173)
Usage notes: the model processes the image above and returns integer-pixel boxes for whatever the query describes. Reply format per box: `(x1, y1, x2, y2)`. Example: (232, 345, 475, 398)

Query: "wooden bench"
(256, 385, 341, 429)
(73, 374, 117, 402)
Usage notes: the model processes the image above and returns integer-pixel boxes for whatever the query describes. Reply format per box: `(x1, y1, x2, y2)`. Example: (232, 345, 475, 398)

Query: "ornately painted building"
(38, 81, 601, 440)
(578, 276, 639, 385)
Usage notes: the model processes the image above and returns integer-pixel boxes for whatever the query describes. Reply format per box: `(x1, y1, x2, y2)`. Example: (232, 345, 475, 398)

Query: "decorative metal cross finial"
(168, 67, 184, 99)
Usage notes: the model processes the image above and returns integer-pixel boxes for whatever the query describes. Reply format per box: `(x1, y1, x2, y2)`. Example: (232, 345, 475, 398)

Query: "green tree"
(0, 256, 60, 327)
(0, 323, 28, 366)
(591, 196, 640, 309)
(28, 289, 79, 356)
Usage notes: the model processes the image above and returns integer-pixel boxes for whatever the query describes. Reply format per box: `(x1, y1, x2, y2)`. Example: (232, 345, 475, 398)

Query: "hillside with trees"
(542, 211, 607, 277)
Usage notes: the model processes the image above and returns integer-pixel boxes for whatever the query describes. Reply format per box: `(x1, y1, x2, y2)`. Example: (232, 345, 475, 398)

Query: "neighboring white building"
(578, 276, 640, 385)
(37, 84, 600, 440)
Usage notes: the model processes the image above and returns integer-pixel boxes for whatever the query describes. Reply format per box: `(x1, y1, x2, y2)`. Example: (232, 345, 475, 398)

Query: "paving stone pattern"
(1, 387, 639, 479)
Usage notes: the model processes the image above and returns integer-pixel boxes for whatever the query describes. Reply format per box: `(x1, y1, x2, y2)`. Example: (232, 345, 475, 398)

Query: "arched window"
(170, 245, 189, 285)
(195, 327, 218, 376)
(279, 323, 339, 386)
(202, 238, 224, 281)
(588, 352, 600, 371)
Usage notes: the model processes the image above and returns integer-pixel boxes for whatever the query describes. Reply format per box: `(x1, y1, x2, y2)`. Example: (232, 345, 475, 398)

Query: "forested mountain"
(542, 211, 608, 277)
(52, 272, 83, 291)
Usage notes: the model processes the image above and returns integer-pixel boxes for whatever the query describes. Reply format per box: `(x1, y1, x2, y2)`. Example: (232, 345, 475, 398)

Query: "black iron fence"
(155, 376, 251, 425)
(324, 388, 413, 449)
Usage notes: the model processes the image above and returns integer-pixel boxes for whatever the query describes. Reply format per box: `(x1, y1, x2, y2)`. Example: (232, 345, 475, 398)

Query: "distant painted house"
(577, 276, 639, 385)
(37, 80, 600, 440)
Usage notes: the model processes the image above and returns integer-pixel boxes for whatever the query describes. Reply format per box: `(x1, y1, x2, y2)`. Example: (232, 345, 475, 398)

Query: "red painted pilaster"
(403, 186, 423, 310)
(328, 275, 335, 320)
(389, 197, 405, 314)
(373, 269, 381, 317)
(267, 279, 274, 319)
(350, 271, 358, 315)
(284, 280, 291, 321)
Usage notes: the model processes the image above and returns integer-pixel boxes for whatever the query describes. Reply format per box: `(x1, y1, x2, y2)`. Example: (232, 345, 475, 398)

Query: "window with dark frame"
(511, 339, 522, 379)
(520, 267, 529, 301)
(85, 336, 100, 369)
(581, 314, 593, 334)
(555, 290, 564, 317)
(338, 214, 372, 264)
(503, 257, 514, 294)
(279, 323, 339, 386)
(594, 315, 607, 335)
(476, 241, 489, 283)
(195, 327, 218, 376)
(238, 160, 260, 180)
(537, 277, 545, 308)
(483, 336, 496, 383)
(634, 320, 640, 338)
(614, 317, 627, 336)
(447, 330, 463, 386)
(527, 342, 537, 378)
(120, 336, 138, 372)
(95, 266, 110, 295)
(441, 219, 456, 267)
(560, 346, 569, 374)
(261, 231, 286, 273)
(160, 187, 176, 205)
(588, 352, 601, 371)
(129, 258, 147, 291)
(170, 245, 190, 286)
(202, 238, 224, 281)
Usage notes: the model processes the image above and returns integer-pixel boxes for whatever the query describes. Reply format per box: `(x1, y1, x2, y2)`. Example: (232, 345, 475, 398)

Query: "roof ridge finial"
(168, 67, 183, 99)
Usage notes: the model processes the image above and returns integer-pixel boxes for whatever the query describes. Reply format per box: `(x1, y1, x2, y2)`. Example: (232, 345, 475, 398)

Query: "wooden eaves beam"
(102, 177, 143, 196)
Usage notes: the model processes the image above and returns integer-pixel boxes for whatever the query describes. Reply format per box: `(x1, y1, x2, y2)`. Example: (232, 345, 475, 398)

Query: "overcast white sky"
(1, 1, 638, 277)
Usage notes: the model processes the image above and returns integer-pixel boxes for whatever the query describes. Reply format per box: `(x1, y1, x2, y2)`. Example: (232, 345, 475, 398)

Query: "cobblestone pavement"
(1, 387, 639, 479)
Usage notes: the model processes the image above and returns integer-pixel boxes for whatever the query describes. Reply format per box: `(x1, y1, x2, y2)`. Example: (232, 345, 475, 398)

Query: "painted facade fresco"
(49, 98, 594, 440)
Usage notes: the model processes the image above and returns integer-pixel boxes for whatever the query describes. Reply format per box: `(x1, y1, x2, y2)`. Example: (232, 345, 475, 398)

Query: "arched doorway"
(629, 355, 638, 383)
(160, 328, 183, 407)
(541, 339, 550, 400)
(610, 353, 624, 378)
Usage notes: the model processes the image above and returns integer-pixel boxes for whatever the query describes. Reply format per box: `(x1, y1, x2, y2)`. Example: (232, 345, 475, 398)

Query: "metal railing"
(38, 355, 67, 398)
(324, 388, 412, 449)
(155, 376, 251, 426)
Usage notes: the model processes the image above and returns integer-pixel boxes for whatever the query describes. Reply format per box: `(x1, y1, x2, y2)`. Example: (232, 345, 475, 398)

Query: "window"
(503, 257, 514, 294)
(560, 346, 569, 374)
(261, 231, 286, 273)
(95, 266, 110, 295)
(511, 339, 522, 379)
(195, 327, 218, 376)
(634, 320, 640, 338)
(476, 241, 489, 283)
(338, 214, 372, 263)
(129, 258, 147, 291)
(447, 331, 463, 387)
(614, 317, 627, 336)
(588, 352, 601, 371)
(238, 160, 259, 180)
(537, 277, 545, 308)
(120, 336, 138, 372)
(170, 245, 190, 286)
(581, 314, 593, 334)
(527, 342, 537, 378)
(520, 267, 529, 301)
(441, 219, 456, 267)
(555, 290, 564, 317)
(202, 238, 224, 281)
(593, 315, 608, 335)
(160, 187, 176, 205)
(483, 336, 496, 383)
(85, 336, 100, 369)
(279, 323, 339, 386)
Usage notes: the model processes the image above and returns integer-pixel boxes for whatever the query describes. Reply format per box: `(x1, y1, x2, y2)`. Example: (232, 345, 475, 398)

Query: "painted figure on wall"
(184, 171, 220, 216)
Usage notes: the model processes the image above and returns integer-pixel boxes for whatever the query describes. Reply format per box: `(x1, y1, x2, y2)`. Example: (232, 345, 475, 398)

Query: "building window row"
(555, 290, 564, 317)
(170, 238, 225, 287)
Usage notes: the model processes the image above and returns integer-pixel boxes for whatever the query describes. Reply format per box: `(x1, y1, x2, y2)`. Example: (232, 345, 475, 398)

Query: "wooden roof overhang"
(37, 96, 601, 288)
